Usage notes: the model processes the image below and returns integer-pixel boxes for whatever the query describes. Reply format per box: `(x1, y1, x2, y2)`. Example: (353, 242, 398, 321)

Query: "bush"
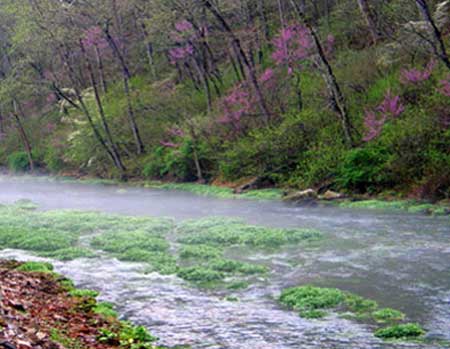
(336, 146, 390, 193)
(7, 151, 31, 172)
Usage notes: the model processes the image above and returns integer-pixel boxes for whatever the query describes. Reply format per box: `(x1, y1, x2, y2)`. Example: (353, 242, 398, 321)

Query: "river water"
(0, 175, 449, 348)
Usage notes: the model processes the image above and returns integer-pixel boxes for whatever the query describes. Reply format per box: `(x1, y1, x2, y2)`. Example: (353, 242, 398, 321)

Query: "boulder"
(320, 190, 345, 201)
(283, 189, 318, 202)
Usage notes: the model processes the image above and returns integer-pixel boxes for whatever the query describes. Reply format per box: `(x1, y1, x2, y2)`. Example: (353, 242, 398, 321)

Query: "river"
(0, 175, 449, 348)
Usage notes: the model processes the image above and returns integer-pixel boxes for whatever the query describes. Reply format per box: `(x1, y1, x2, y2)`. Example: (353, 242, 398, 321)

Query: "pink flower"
(363, 91, 405, 142)
(377, 90, 405, 118)
(272, 25, 312, 68)
(169, 45, 194, 64)
(175, 20, 193, 33)
(259, 68, 274, 83)
(438, 75, 450, 97)
(400, 60, 436, 85)
(363, 109, 386, 142)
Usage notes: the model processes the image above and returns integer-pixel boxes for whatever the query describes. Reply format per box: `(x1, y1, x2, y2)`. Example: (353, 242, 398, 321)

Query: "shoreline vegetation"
(0, 259, 165, 349)
(2, 171, 449, 215)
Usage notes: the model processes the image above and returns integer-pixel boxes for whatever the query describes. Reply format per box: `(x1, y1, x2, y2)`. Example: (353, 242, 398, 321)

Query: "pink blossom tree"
(363, 91, 405, 141)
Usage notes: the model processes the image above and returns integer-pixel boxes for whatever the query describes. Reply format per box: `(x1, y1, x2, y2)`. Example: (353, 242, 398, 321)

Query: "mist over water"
(1, 175, 449, 348)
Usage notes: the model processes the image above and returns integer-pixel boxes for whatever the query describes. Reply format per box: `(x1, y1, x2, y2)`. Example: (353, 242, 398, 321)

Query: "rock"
(283, 189, 318, 202)
(320, 190, 345, 201)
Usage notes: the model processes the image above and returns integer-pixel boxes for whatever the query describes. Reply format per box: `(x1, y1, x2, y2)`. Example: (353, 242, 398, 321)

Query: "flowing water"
(1, 175, 449, 348)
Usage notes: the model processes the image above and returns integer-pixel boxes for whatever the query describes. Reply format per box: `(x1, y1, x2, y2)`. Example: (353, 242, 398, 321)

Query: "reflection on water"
(0, 175, 449, 348)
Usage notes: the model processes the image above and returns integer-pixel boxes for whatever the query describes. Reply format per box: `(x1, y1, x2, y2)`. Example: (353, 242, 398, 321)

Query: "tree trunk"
(357, 0, 381, 44)
(12, 100, 34, 172)
(94, 45, 108, 94)
(289, 0, 355, 147)
(415, 0, 450, 71)
(202, 0, 271, 124)
(79, 41, 127, 173)
(103, 28, 145, 154)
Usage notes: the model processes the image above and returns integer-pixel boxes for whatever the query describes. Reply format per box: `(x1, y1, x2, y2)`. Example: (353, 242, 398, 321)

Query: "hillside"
(0, 0, 449, 201)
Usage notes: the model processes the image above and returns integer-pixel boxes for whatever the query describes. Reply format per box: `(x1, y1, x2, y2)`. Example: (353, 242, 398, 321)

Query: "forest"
(0, 0, 449, 200)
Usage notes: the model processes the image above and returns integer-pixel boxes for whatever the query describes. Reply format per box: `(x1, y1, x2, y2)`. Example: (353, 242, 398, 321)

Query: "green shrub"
(7, 151, 31, 172)
(336, 146, 390, 193)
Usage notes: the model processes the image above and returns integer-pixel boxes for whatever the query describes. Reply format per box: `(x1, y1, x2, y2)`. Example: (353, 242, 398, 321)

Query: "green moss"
(372, 308, 405, 323)
(374, 323, 425, 339)
(16, 261, 54, 273)
(344, 294, 378, 314)
(407, 204, 434, 214)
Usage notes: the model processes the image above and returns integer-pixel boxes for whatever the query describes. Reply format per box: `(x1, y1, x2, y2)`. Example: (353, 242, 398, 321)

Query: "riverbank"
(0, 260, 163, 349)
(2, 172, 449, 215)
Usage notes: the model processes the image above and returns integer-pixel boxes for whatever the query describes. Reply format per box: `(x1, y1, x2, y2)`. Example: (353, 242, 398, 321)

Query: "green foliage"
(39, 247, 96, 261)
(7, 151, 30, 172)
(177, 217, 322, 249)
(374, 323, 425, 339)
(94, 302, 118, 318)
(336, 146, 390, 193)
(372, 308, 406, 323)
(279, 286, 345, 313)
(16, 261, 54, 273)
(177, 266, 224, 283)
(69, 289, 100, 298)
(279, 285, 423, 339)
(179, 245, 222, 260)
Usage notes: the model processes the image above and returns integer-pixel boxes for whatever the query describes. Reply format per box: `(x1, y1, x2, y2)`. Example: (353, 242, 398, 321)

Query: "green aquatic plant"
(177, 217, 322, 249)
(91, 231, 170, 254)
(39, 247, 96, 261)
(279, 285, 424, 340)
(209, 258, 267, 275)
(279, 286, 345, 313)
(177, 266, 224, 283)
(374, 323, 425, 339)
(372, 308, 405, 323)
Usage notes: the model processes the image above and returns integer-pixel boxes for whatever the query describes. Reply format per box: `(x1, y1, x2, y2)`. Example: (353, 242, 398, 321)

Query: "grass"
(39, 247, 96, 261)
(279, 285, 424, 340)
